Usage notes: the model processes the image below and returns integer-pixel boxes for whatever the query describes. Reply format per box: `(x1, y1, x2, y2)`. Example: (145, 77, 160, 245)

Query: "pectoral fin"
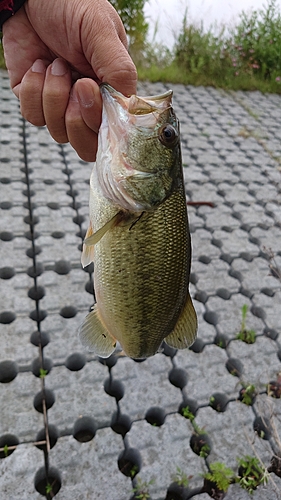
(165, 292, 197, 349)
(81, 224, 95, 268)
(79, 304, 117, 358)
(84, 212, 121, 247)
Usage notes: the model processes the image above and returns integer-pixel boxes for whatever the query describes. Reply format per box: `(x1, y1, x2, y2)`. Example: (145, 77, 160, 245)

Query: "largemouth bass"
(80, 84, 197, 359)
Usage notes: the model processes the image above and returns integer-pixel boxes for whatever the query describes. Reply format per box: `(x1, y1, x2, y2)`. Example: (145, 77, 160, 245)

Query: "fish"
(79, 83, 197, 359)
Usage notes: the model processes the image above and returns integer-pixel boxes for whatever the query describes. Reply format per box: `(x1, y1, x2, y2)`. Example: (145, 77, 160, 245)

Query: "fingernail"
(51, 58, 68, 76)
(69, 86, 79, 103)
(77, 85, 94, 108)
(32, 59, 46, 74)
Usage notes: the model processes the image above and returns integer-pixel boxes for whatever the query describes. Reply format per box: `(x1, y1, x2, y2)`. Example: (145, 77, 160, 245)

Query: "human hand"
(2, 0, 137, 161)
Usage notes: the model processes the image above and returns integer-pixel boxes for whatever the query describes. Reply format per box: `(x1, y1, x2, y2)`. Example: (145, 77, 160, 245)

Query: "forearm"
(0, 0, 26, 30)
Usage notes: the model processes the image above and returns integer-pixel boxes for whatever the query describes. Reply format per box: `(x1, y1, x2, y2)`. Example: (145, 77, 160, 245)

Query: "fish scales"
(80, 84, 197, 359)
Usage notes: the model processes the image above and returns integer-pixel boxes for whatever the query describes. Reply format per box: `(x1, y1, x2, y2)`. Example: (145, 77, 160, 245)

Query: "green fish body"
(80, 84, 197, 359)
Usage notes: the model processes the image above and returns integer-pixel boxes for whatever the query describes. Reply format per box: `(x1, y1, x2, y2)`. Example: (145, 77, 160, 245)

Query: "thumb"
(81, 2, 137, 97)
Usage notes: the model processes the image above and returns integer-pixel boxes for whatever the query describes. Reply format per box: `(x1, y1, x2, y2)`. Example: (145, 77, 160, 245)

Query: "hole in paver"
(51, 231, 65, 239)
(261, 287, 275, 297)
(60, 306, 77, 318)
(189, 338, 205, 353)
(264, 328, 278, 341)
(162, 342, 177, 358)
(98, 354, 118, 368)
(0, 231, 14, 241)
(111, 412, 131, 437)
(34, 466, 61, 497)
(26, 246, 42, 258)
(221, 226, 233, 233)
(28, 286, 45, 301)
(203, 311, 218, 326)
(43, 179, 55, 185)
(24, 215, 39, 226)
(0, 360, 18, 383)
(209, 392, 229, 412)
(33, 389, 55, 413)
(216, 288, 231, 300)
(30, 331, 50, 348)
(253, 416, 271, 440)
(198, 255, 211, 264)
(66, 189, 79, 198)
(0, 311, 16, 324)
(85, 280, 94, 295)
(190, 431, 212, 457)
(47, 202, 60, 210)
(83, 262, 94, 274)
(169, 368, 188, 389)
(226, 358, 243, 377)
(54, 260, 71, 275)
(179, 398, 199, 420)
(25, 230, 40, 241)
(65, 353, 86, 371)
(30, 309, 48, 322)
(0, 434, 19, 458)
(211, 238, 223, 248)
(240, 252, 254, 262)
(251, 305, 266, 320)
(145, 406, 166, 427)
(73, 215, 85, 225)
(0, 201, 12, 209)
(73, 416, 96, 442)
(228, 268, 242, 281)
(32, 357, 53, 377)
(0, 267, 15, 279)
(166, 482, 190, 500)
(27, 263, 44, 278)
(23, 189, 35, 197)
(189, 272, 198, 285)
(0, 177, 11, 184)
(118, 448, 142, 478)
(214, 334, 228, 349)
(104, 378, 124, 401)
(194, 290, 208, 304)
(36, 425, 58, 450)
(220, 253, 233, 264)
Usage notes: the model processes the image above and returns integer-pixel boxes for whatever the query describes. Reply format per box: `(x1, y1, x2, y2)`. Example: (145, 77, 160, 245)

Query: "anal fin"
(79, 304, 116, 358)
(165, 292, 197, 350)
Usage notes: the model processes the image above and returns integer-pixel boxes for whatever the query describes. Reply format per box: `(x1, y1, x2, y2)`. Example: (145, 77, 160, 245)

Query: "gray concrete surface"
(0, 68, 281, 499)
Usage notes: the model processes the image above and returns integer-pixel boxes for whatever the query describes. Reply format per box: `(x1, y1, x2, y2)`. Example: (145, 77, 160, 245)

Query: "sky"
(144, 0, 280, 46)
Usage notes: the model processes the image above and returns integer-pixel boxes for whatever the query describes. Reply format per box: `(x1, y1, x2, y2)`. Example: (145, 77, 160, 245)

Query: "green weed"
(237, 455, 269, 493)
(203, 462, 234, 492)
(236, 304, 256, 344)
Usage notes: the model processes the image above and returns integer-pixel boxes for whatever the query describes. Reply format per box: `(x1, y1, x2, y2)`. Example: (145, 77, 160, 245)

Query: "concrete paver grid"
(0, 69, 281, 499)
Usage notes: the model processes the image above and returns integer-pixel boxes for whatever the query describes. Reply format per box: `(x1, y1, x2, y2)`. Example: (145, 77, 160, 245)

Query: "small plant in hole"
(132, 478, 154, 500)
(237, 455, 269, 493)
(239, 383, 256, 405)
(39, 368, 48, 378)
(200, 443, 211, 459)
(203, 462, 234, 493)
(130, 464, 139, 479)
(172, 466, 189, 487)
(181, 405, 195, 421)
(45, 483, 53, 495)
(236, 304, 256, 344)
(3, 444, 9, 457)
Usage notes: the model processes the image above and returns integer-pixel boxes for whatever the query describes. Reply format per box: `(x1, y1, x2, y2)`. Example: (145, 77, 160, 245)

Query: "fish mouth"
(100, 83, 173, 116)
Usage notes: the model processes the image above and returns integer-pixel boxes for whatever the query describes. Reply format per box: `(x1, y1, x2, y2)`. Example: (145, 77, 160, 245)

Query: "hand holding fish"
(2, 0, 137, 161)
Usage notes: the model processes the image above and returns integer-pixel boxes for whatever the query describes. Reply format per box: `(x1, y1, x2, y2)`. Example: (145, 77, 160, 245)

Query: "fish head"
(96, 84, 181, 212)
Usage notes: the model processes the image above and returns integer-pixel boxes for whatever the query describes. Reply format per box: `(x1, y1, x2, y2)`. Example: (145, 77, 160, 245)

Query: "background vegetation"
(1, 0, 281, 93)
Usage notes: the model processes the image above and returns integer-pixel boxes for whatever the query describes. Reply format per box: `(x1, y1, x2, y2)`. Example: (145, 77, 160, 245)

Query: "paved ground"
(0, 68, 281, 499)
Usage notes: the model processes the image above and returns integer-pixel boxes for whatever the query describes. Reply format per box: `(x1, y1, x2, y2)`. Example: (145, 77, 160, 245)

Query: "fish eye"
(158, 124, 179, 148)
